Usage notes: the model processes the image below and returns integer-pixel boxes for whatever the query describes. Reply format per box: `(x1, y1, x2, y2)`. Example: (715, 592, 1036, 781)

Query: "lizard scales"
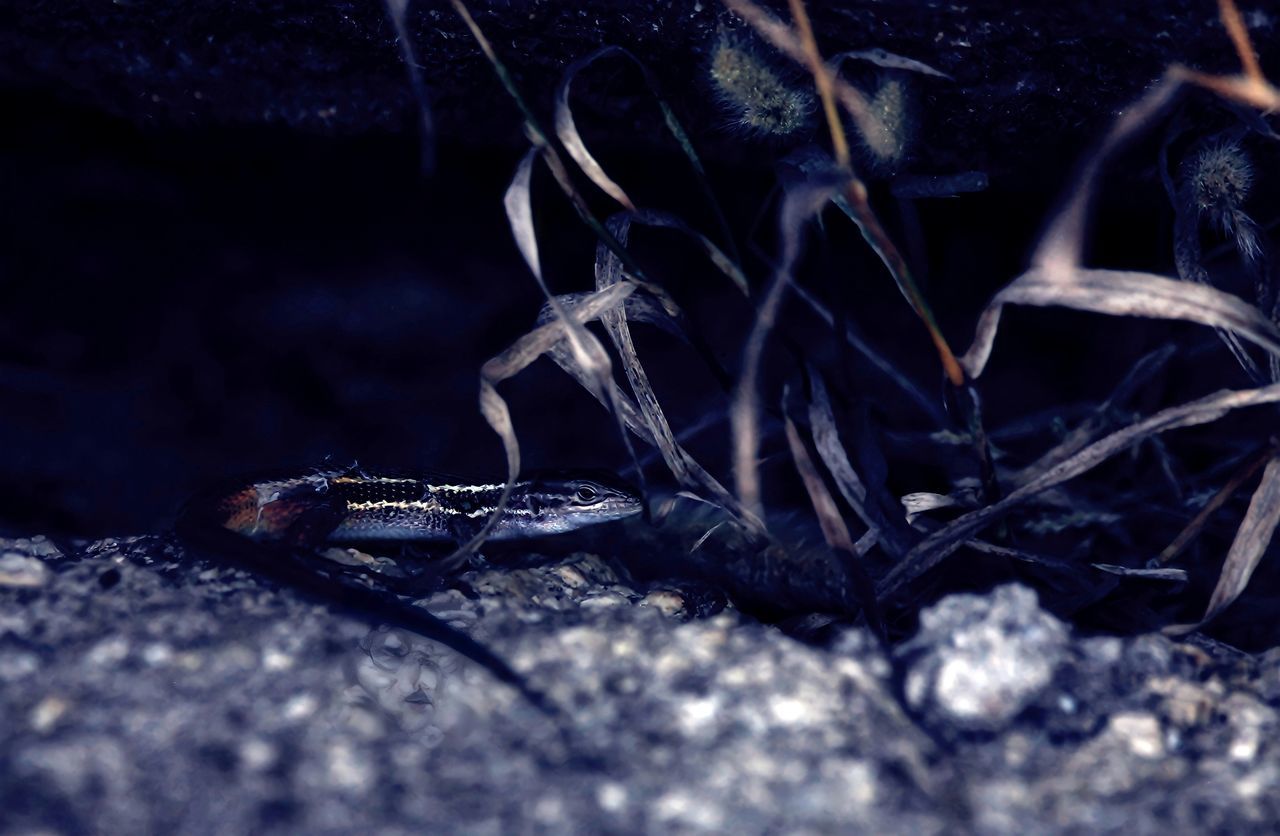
(206, 466, 642, 546)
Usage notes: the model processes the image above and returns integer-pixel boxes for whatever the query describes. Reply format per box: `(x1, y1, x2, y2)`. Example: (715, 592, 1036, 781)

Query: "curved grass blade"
(877, 381, 1280, 599)
(503, 149, 616, 399)
(541, 283, 731, 398)
(503, 149, 649, 514)
(829, 49, 952, 80)
(384, 0, 436, 174)
(555, 46, 740, 264)
(1010, 343, 1176, 487)
(615, 209, 749, 297)
(732, 177, 842, 521)
(442, 282, 638, 570)
(1025, 0, 1279, 300)
(449, 0, 654, 296)
(554, 47, 637, 211)
(1166, 454, 1280, 634)
(805, 365, 912, 558)
(1152, 444, 1272, 568)
(961, 268, 1280, 380)
(789, 281, 945, 425)
(1032, 75, 1182, 276)
(783, 406, 884, 639)
(595, 215, 766, 536)
(1091, 564, 1187, 582)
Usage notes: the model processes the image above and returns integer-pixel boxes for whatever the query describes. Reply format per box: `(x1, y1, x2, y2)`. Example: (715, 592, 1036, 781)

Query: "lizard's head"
(498, 470, 643, 538)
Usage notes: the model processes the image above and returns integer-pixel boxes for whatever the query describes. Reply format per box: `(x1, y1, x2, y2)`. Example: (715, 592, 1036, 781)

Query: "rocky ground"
(7, 1, 1280, 832)
(3, 534, 1280, 834)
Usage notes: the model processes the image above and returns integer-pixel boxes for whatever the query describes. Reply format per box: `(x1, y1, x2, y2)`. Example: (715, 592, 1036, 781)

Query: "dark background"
(2, 0, 1276, 585)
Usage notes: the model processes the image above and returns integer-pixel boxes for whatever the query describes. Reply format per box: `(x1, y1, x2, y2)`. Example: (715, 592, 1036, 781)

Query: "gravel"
(3, 535, 1280, 833)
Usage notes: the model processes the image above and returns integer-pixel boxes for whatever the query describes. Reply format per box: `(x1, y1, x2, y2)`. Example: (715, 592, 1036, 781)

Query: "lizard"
(176, 464, 643, 718)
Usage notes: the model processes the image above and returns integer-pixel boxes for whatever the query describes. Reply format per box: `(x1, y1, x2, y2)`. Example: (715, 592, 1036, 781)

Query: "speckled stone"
(899, 584, 1069, 733)
(4, 539, 1280, 833)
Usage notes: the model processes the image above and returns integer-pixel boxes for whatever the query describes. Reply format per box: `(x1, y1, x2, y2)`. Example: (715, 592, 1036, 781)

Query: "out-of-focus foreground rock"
(3, 535, 1279, 833)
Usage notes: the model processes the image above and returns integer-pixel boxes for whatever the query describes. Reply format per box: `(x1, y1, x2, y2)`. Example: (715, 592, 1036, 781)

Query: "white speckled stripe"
(345, 499, 534, 518)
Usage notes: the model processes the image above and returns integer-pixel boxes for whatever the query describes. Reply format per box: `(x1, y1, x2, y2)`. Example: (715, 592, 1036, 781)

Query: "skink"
(204, 465, 643, 546)
(176, 464, 643, 719)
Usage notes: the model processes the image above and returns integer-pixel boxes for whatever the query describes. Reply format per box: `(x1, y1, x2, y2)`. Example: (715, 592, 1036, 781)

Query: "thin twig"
(1219, 0, 1263, 84)
(1152, 443, 1273, 567)
(785, 0, 849, 167)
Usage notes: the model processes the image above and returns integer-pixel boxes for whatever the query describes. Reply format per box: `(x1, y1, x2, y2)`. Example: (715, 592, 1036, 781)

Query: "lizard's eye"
(574, 485, 598, 502)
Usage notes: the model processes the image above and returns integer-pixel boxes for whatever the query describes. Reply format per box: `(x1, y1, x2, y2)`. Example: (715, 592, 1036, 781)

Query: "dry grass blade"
(437, 144, 643, 569)
(805, 369, 866, 505)
(956, 540, 1187, 582)
(597, 217, 685, 490)
(504, 150, 614, 394)
(833, 182, 964, 387)
(555, 47, 638, 211)
(543, 339, 655, 442)
(771, 54, 963, 384)
(505, 150, 651, 496)
(448, 0, 770, 552)
(1091, 563, 1187, 582)
(555, 46, 742, 270)
(539, 291, 687, 344)
(616, 209, 750, 297)
(593, 216, 766, 536)
(538, 285, 734, 394)
(511, 185, 675, 465)
(830, 49, 951, 80)
(1203, 454, 1280, 621)
(901, 492, 961, 525)
(1035, 1, 1278, 276)
(1033, 76, 1182, 276)
(960, 539, 1082, 574)
(961, 267, 1280, 380)
(1011, 344, 1175, 487)
(384, 0, 435, 173)
(1174, 67, 1280, 112)
(441, 282, 639, 569)
(783, 410, 884, 638)
(527, 234, 764, 536)
(806, 366, 912, 558)
(535, 296, 672, 450)
(785, 0, 848, 167)
(451, 0, 659, 296)
(877, 381, 1280, 599)
(1166, 454, 1280, 635)
(789, 282, 945, 424)
(449, 0, 542, 131)
(1153, 445, 1272, 567)
(1218, 0, 1263, 83)
(733, 179, 842, 521)
(783, 418, 853, 554)
(535, 209, 748, 330)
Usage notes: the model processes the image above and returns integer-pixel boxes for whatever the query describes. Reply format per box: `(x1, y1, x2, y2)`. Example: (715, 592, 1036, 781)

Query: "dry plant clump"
(439, 0, 1280, 645)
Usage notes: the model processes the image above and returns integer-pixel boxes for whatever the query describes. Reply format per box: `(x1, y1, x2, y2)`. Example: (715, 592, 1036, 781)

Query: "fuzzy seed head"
(857, 76, 914, 172)
(1189, 140, 1253, 218)
(1182, 139, 1261, 262)
(709, 34, 814, 138)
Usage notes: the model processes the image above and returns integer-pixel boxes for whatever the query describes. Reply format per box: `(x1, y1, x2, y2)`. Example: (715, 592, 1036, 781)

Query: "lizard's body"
(203, 466, 641, 545)
(176, 464, 642, 718)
